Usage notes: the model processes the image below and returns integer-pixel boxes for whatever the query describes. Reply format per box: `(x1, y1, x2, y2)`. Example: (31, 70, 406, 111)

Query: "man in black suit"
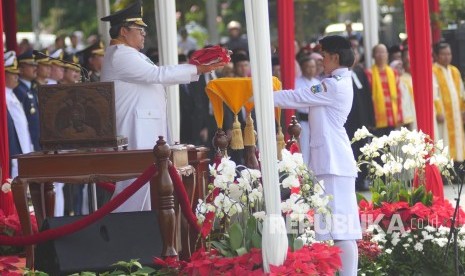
(345, 46, 375, 191)
(179, 53, 212, 146)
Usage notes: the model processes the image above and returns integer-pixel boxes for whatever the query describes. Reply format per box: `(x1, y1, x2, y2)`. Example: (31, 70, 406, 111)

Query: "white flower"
(281, 174, 300, 188)
(216, 157, 237, 180)
(352, 126, 372, 142)
(424, 225, 436, 233)
(356, 127, 453, 185)
(434, 237, 449, 247)
(253, 211, 266, 221)
(414, 242, 423, 251)
(213, 175, 228, 189)
(391, 232, 401, 246)
(228, 183, 243, 201)
(404, 159, 416, 170)
(385, 248, 392, 254)
(240, 169, 261, 182)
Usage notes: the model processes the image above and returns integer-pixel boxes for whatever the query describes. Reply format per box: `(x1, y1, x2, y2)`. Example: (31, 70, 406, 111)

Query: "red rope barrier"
(168, 165, 200, 234)
(0, 164, 157, 246)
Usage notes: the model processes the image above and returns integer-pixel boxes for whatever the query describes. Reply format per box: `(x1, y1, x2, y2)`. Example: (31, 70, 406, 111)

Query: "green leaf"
(423, 191, 433, 206)
(398, 189, 410, 203)
(112, 261, 130, 267)
(228, 223, 244, 251)
(246, 216, 257, 239)
(411, 186, 425, 205)
(251, 232, 262, 249)
(131, 261, 143, 269)
(211, 240, 232, 256)
(137, 266, 156, 274)
(372, 192, 381, 206)
(356, 192, 367, 204)
(211, 240, 228, 251)
(293, 238, 304, 251)
(108, 270, 126, 276)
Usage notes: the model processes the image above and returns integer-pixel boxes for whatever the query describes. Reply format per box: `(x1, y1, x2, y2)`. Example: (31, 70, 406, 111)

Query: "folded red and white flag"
(189, 45, 231, 65)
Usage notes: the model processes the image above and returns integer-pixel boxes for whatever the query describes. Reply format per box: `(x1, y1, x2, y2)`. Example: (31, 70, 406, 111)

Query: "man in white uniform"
(273, 36, 362, 276)
(100, 0, 224, 212)
(4, 51, 34, 178)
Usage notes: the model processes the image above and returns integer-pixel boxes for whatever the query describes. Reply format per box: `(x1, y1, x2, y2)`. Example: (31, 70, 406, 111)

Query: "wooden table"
(11, 142, 195, 268)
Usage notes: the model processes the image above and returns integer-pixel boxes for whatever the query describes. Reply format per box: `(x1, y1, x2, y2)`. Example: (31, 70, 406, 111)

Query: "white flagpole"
(96, 0, 111, 46)
(244, 0, 288, 272)
(154, 0, 180, 144)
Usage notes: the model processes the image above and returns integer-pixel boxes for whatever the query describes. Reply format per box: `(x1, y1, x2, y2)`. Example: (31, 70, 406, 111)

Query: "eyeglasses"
(127, 26, 146, 36)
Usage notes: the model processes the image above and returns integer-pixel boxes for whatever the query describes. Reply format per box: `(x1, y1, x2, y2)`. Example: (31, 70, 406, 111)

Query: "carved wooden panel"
(38, 82, 124, 150)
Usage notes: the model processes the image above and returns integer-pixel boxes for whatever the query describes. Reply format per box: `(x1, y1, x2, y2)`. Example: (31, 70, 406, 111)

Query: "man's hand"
(196, 62, 226, 74)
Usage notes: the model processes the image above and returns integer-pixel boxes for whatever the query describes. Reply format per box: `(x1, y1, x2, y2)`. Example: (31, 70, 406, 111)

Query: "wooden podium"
(12, 139, 210, 268)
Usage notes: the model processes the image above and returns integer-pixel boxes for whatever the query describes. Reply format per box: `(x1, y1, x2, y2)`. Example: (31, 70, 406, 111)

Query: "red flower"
(357, 233, 382, 261)
(182, 244, 341, 275)
(0, 256, 23, 275)
(290, 186, 301, 194)
(289, 142, 300, 154)
(359, 199, 374, 211)
(380, 201, 410, 218)
(200, 211, 215, 238)
(410, 202, 431, 219)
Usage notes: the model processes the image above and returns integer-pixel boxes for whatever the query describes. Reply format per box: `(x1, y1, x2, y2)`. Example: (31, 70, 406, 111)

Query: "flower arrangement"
(353, 126, 453, 187)
(353, 127, 465, 274)
(358, 204, 465, 275)
(353, 126, 453, 206)
(191, 149, 339, 274)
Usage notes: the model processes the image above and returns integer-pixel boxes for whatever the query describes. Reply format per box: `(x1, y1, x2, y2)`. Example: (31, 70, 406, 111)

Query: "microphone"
(32, 50, 90, 83)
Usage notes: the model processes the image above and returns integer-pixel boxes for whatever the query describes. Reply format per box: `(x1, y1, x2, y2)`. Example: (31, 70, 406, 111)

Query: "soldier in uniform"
(34, 49, 52, 85)
(61, 53, 81, 84)
(13, 50, 41, 151)
(4, 51, 33, 178)
(77, 41, 105, 82)
(100, 0, 225, 212)
(273, 35, 361, 276)
(47, 49, 66, 85)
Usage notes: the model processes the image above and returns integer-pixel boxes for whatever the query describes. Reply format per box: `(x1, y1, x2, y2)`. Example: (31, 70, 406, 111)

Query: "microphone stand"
(32, 50, 90, 82)
(443, 164, 464, 275)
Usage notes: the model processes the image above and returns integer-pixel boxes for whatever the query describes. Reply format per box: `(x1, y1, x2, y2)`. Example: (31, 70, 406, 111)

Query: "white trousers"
(315, 175, 362, 241)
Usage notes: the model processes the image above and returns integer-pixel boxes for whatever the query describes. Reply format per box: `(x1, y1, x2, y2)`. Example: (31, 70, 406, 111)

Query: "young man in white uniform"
(273, 35, 362, 276)
(100, 1, 224, 212)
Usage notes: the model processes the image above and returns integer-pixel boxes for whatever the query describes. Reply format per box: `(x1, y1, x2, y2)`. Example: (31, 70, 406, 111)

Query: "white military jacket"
(101, 44, 199, 150)
(274, 67, 357, 177)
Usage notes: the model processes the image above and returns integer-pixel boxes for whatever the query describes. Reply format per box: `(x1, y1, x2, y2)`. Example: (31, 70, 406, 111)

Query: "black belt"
(296, 112, 308, 122)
